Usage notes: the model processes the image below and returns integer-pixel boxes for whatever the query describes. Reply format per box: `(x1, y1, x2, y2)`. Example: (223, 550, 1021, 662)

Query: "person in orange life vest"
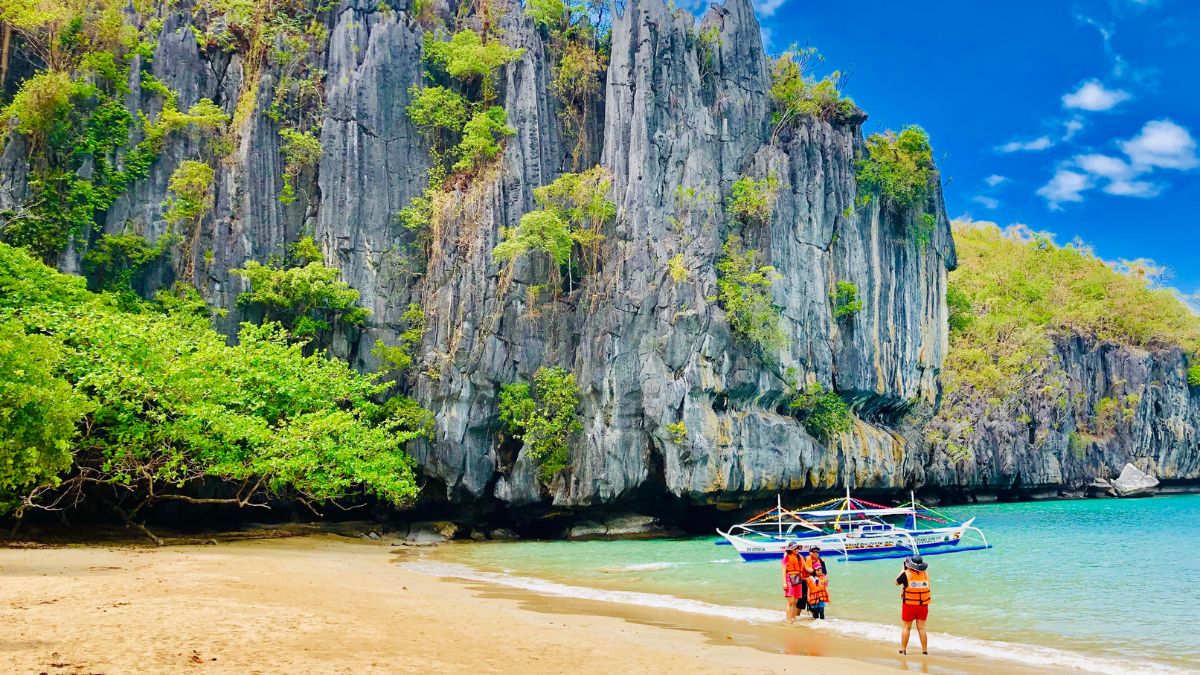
(805, 572, 829, 620)
(807, 545, 827, 576)
(782, 543, 807, 622)
(896, 555, 931, 655)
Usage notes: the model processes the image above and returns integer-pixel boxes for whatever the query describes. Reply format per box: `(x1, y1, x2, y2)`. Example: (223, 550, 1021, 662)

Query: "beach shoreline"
(0, 534, 1063, 674)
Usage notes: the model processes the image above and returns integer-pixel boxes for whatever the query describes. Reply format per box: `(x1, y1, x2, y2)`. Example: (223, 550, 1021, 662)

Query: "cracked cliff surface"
(5, 0, 1191, 517)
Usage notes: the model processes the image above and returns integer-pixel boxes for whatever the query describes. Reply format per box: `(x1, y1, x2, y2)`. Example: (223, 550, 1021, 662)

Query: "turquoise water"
(424, 495, 1200, 671)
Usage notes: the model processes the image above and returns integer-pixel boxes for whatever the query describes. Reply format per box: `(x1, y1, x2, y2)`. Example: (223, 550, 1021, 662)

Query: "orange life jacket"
(784, 552, 805, 584)
(807, 553, 824, 574)
(806, 575, 830, 603)
(902, 569, 931, 606)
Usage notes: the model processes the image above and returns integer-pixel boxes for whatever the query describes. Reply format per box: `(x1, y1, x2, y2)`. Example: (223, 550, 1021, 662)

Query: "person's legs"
(916, 618, 928, 653)
(900, 619, 913, 653)
(785, 597, 796, 622)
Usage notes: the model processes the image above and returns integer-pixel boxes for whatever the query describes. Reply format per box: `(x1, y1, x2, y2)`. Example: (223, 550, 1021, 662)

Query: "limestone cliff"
(2, 0, 1194, 518)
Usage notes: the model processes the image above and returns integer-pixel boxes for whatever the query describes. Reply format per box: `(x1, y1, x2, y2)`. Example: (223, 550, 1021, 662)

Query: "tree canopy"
(0, 242, 427, 526)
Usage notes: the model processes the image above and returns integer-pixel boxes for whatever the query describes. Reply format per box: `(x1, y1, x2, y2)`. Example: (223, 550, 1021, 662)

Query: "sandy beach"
(0, 535, 1039, 674)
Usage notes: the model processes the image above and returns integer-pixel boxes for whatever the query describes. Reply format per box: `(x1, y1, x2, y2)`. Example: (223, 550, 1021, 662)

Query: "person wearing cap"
(896, 555, 931, 655)
(782, 543, 806, 622)
(807, 545, 827, 576)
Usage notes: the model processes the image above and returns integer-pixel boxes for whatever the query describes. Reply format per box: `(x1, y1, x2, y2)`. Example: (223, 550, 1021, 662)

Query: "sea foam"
(401, 560, 1187, 675)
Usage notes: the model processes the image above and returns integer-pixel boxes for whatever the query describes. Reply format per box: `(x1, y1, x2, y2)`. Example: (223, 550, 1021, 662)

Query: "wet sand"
(0, 535, 1041, 674)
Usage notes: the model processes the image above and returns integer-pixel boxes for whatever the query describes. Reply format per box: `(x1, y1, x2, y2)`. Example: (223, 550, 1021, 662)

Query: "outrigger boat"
(717, 491, 991, 562)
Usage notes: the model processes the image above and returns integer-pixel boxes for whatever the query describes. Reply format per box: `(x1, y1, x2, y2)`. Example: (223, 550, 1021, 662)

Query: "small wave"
(609, 562, 676, 572)
(402, 560, 1187, 675)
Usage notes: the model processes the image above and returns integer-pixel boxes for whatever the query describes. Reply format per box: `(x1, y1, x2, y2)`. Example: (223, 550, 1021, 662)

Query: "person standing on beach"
(805, 572, 829, 620)
(807, 546, 826, 576)
(782, 543, 806, 622)
(896, 555, 931, 655)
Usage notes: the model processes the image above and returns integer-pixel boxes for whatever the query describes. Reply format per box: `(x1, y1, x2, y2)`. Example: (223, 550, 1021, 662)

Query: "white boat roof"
(785, 507, 915, 518)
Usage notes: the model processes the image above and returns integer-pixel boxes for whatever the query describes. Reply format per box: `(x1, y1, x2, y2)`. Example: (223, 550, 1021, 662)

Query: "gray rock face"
(924, 335, 1200, 493)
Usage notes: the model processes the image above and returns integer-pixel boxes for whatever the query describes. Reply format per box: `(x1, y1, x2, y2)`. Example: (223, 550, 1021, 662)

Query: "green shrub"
(666, 420, 687, 445)
(278, 128, 322, 204)
(495, 166, 615, 276)
(372, 303, 426, 374)
(696, 25, 721, 82)
(525, 0, 568, 32)
(424, 29, 525, 104)
(0, 70, 79, 145)
(231, 238, 370, 342)
(162, 160, 215, 224)
(831, 280, 864, 319)
(788, 382, 853, 439)
(498, 366, 582, 482)
(856, 125, 935, 210)
(946, 282, 973, 333)
(715, 234, 784, 351)
(82, 233, 168, 292)
(494, 210, 573, 266)
(668, 253, 687, 284)
(728, 173, 779, 226)
(453, 106, 515, 173)
(769, 46, 856, 127)
(1189, 364, 1200, 388)
(407, 85, 470, 137)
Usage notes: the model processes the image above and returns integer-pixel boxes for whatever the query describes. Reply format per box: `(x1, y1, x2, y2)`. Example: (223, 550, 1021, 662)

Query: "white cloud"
(752, 0, 788, 17)
(984, 174, 1009, 187)
(1119, 119, 1199, 170)
(1104, 179, 1161, 197)
(972, 196, 1000, 209)
(1062, 79, 1131, 111)
(1062, 117, 1086, 141)
(997, 136, 1054, 153)
(1036, 170, 1092, 209)
(1074, 153, 1134, 180)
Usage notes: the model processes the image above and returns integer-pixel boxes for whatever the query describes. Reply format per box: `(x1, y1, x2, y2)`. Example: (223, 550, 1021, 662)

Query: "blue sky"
(749, 0, 1200, 296)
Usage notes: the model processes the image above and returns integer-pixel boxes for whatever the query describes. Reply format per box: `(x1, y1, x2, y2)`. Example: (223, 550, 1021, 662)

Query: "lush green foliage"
(406, 85, 470, 136)
(831, 280, 864, 319)
(81, 232, 170, 294)
(728, 173, 779, 226)
(856, 125, 935, 210)
(525, 0, 569, 31)
(162, 160, 215, 224)
(0, 14, 227, 263)
(494, 210, 573, 266)
(788, 382, 853, 440)
(769, 46, 856, 127)
(371, 303, 426, 374)
(667, 253, 687, 284)
(424, 29, 525, 104)
(715, 234, 784, 351)
(453, 106, 516, 173)
(494, 166, 615, 284)
(666, 420, 687, 445)
(0, 242, 426, 517)
(278, 128, 322, 204)
(1188, 364, 1200, 388)
(232, 237, 370, 342)
(0, 319, 92, 511)
(931, 221, 1200, 457)
(498, 366, 582, 482)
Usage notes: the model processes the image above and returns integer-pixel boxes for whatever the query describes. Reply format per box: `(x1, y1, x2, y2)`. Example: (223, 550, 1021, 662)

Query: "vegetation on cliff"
(0, 242, 427, 529)
(930, 221, 1200, 458)
(498, 367, 583, 482)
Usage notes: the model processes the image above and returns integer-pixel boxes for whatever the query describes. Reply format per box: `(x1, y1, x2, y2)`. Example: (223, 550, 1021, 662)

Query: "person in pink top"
(782, 542, 806, 622)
